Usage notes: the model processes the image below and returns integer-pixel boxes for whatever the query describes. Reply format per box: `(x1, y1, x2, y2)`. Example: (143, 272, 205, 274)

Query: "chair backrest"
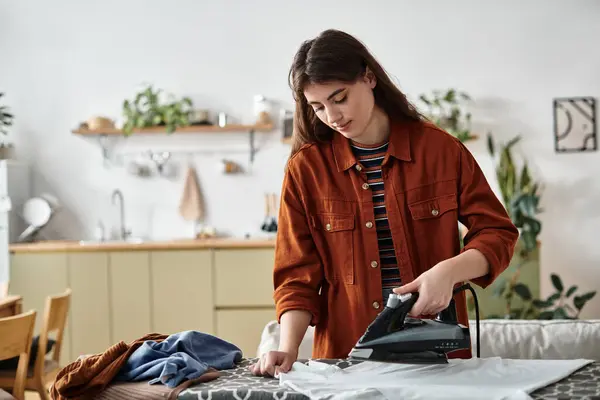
(0, 310, 36, 400)
(0, 296, 22, 319)
(33, 289, 71, 377)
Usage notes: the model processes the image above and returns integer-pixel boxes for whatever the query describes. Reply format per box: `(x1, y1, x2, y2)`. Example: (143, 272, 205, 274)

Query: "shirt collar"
(332, 119, 413, 172)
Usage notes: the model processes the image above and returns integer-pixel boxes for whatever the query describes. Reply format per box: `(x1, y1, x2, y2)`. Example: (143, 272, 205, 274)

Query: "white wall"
(1, 0, 599, 317)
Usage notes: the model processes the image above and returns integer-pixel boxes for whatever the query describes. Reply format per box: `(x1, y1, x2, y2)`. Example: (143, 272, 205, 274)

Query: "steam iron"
(348, 283, 480, 364)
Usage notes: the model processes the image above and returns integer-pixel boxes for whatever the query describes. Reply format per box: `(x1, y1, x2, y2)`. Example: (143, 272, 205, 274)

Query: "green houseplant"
(512, 273, 596, 320)
(0, 93, 14, 136)
(467, 133, 597, 319)
(466, 133, 544, 319)
(122, 84, 194, 135)
(418, 88, 477, 143)
(487, 134, 542, 255)
(485, 133, 543, 319)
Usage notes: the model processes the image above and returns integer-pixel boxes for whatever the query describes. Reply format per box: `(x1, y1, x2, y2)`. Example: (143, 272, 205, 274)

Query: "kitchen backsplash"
(30, 135, 291, 242)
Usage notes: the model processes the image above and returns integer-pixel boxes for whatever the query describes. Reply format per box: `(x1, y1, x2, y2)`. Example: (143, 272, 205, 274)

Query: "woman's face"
(303, 72, 377, 142)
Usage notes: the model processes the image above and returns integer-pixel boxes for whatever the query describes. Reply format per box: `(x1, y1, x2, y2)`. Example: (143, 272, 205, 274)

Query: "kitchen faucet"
(111, 189, 131, 240)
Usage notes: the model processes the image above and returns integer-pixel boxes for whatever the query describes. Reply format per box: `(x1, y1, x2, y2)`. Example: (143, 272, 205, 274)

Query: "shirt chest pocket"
(408, 194, 458, 220)
(310, 213, 355, 285)
(407, 193, 459, 247)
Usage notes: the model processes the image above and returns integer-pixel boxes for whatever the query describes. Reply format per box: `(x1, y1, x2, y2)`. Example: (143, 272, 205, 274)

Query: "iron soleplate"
(348, 347, 449, 364)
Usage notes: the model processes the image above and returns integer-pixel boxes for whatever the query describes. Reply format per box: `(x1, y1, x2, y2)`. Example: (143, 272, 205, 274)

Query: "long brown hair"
(288, 29, 423, 156)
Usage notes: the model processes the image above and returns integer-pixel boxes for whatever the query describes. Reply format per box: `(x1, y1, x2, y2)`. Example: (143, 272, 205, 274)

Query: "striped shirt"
(350, 141, 401, 299)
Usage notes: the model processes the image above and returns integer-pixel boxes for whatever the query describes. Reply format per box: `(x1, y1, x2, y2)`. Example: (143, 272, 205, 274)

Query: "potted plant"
(466, 133, 544, 319)
(417, 88, 477, 143)
(121, 84, 194, 135)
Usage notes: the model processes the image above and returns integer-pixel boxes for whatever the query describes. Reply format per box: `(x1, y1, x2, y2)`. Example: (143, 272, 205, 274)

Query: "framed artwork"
(553, 97, 597, 153)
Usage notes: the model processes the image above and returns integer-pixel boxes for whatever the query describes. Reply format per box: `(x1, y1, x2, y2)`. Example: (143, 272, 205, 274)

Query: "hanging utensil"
(261, 193, 270, 232)
(268, 193, 278, 232)
(18, 196, 56, 242)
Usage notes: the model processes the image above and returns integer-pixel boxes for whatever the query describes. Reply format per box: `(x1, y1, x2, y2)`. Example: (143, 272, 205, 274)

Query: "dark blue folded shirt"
(115, 330, 242, 387)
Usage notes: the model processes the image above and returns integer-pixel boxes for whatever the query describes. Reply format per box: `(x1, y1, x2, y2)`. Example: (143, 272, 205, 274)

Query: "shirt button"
(372, 301, 380, 309)
(362, 183, 369, 190)
(325, 223, 332, 231)
(356, 165, 362, 171)
(365, 221, 373, 228)
(431, 209, 439, 216)
(371, 261, 378, 268)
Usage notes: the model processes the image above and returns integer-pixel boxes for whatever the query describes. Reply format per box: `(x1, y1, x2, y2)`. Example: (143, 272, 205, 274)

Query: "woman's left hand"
(392, 260, 456, 317)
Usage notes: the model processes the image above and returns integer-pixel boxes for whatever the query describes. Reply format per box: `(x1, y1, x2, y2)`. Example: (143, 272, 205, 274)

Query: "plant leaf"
(547, 292, 561, 303)
(538, 311, 554, 320)
(573, 291, 596, 310)
(487, 133, 495, 156)
(492, 278, 507, 297)
(520, 231, 537, 254)
(579, 291, 597, 302)
(551, 274, 563, 292)
(553, 307, 569, 319)
(513, 283, 532, 300)
(565, 285, 578, 297)
(520, 163, 531, 191)
(506, 135, 522, 149)
(532, 299, 552, 308)
(444, 89, 456, 102)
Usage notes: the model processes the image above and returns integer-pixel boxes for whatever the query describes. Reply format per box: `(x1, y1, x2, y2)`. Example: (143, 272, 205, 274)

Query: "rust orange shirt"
(273, 119, 519, 360)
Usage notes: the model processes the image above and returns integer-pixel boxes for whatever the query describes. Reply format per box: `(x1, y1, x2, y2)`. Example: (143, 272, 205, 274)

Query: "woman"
(250, 29, 518, 377)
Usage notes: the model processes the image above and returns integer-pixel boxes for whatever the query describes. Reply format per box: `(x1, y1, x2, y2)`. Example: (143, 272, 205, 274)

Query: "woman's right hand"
(249, 350, 298, 377)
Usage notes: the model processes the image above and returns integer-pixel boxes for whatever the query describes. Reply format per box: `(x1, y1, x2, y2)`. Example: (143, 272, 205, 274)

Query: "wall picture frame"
(553, 97, 597, 153)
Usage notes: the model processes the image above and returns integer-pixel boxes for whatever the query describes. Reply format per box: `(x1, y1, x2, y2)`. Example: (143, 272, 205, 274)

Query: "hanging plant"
(121, 85, 193, 135)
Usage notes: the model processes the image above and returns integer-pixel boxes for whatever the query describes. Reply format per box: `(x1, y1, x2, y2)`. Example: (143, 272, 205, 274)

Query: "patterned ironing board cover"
(178, 358, 600, 400)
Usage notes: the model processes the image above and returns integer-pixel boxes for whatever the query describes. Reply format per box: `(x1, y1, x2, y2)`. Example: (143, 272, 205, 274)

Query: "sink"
(78, 237, 145, 246)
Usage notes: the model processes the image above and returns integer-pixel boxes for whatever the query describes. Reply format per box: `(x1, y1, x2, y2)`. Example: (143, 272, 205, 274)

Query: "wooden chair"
(0, 310, 36, 400)
(0, 296, 22, 319)
(0, 289, 71, 400)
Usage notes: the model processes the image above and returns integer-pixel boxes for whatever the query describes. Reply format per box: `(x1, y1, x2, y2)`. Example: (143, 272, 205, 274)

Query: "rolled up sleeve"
(273, 165, 323, 326)
(456, 141, 519, 288)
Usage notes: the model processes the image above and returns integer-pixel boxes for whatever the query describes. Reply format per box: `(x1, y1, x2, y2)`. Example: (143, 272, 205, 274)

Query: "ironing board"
(178, 358, 600, 400)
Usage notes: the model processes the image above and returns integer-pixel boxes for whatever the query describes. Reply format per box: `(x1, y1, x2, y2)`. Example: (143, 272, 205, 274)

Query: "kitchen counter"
(9, 236, 277, 365)
(9, 237, 276, 253)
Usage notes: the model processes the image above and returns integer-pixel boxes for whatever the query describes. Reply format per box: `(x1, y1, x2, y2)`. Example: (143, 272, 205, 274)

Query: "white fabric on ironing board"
(278, 357, 593, 400)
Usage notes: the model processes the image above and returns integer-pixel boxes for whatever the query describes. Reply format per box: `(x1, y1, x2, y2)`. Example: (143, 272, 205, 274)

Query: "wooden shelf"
(72, 123, 274, 136)
(73, 122, 275, 165)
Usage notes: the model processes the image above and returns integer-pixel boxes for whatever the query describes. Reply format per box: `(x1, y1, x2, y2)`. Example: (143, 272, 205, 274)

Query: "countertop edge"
(9, 238, 277, 253)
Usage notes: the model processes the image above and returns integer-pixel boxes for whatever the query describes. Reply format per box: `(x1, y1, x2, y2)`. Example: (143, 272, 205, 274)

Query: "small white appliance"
(0, 160, 31, 295)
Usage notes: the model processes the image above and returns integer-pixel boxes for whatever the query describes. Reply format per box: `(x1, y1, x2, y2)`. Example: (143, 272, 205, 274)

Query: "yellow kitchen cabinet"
(216, 309, 276, 357)
(108, 251, 152, 344)
(214, 248, 276, 357)
(214, 248, 275, 307)
(150, 250, 214, 335)
(68, 253, 111, 358)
